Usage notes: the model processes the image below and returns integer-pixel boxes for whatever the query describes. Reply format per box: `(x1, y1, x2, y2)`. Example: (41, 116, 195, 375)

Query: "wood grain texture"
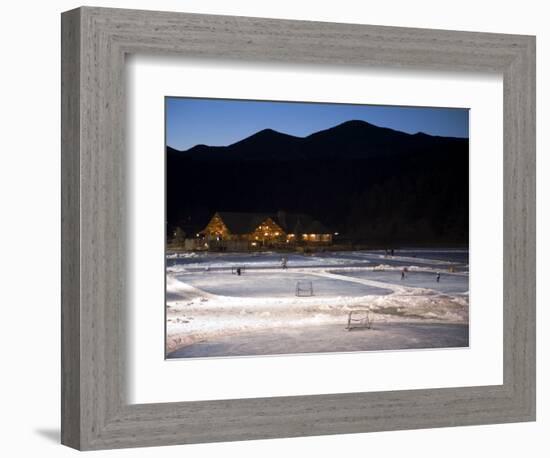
(61, 6, 536, 450)
(60, 7, 81, 450)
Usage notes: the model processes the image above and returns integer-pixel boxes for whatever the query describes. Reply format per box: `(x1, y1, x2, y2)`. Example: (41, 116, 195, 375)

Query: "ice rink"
(174, 270, 393, 298)
(333, 270, 468, 295)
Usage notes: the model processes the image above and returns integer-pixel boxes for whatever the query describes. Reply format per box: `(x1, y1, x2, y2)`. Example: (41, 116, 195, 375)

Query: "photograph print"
(165, 97, 469, 359)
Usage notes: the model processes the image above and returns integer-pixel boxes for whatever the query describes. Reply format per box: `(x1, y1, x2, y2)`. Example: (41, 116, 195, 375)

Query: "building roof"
(214, 211, 331, 235)
(275, 212, 330, 235)
(216, 212, 273, 234)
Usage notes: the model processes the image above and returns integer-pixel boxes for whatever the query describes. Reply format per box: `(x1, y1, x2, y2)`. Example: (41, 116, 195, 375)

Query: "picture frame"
(61, 6, 535, 450)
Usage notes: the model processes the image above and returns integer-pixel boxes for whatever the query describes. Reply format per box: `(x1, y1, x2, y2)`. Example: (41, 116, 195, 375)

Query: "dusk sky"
(166, 97, 469, 151)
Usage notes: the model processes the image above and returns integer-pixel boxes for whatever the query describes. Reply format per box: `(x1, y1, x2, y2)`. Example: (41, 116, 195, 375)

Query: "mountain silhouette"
(167, 120, 468, 246)
(169, 120, 466, 161)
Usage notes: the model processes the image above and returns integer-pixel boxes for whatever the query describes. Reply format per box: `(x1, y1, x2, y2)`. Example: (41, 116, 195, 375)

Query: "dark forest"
(166, 120, 468, 246)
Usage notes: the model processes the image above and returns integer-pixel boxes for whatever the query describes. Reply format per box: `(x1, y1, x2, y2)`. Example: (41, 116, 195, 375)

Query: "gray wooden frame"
(61, 6, 536, 451)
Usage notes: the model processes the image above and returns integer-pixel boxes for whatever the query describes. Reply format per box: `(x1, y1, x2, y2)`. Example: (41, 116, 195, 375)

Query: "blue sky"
(166, 97, 469, 151)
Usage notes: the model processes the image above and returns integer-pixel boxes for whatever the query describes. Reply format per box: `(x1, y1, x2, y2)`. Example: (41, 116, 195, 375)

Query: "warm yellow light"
(274, 232, 279, 236)
(251, 242, 257, 246)
(264, 232, 269, 236)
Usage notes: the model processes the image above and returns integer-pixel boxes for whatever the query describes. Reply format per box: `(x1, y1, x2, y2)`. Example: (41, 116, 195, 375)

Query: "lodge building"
(196, 210, 332, 250)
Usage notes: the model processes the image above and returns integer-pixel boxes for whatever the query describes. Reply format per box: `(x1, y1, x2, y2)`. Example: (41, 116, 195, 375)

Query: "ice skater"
(436, 272, 441, 283)
(236, 267, 242, 276)
(401, 268, 406, 280)
(281, 256, 288, 270)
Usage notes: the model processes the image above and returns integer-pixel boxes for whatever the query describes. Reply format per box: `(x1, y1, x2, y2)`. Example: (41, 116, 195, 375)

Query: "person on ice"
(401, 268, 406, 280)
(281, 256, 288, 269)
(436, 272, 441, 283)
(236, 267, 242, 276)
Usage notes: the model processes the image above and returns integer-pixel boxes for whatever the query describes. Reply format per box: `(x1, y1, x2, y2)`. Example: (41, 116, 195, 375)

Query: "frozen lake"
(166, 248, 469, 357)
(166, 249, 468, 271)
